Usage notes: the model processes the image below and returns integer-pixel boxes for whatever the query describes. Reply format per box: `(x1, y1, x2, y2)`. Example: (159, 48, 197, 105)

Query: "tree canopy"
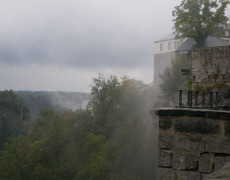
(0, 75, 156, 180)
(0, 90, 30, 150)
(173, 0, 230, 47)
(159, 55, 190, 103)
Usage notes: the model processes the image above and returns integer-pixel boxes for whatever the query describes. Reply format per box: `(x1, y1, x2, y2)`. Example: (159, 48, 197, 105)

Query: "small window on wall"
(160, 43, 163, 51)
(168, 42, 172, 50)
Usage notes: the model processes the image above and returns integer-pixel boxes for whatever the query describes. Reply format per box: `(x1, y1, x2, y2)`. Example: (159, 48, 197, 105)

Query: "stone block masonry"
(192, 46, 230, 89)
(155, 108, 230, 180)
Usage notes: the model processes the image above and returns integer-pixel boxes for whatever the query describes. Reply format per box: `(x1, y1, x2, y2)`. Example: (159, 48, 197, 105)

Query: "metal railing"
(178, 90, 230, 109)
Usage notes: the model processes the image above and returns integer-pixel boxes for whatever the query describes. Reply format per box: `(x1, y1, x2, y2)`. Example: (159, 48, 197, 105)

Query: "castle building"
(154, 33, 184, 86)
(154, 33, 230, 87)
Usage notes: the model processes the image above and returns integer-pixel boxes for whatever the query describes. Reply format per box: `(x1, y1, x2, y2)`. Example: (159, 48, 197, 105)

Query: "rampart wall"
(155, 108, 230, 180)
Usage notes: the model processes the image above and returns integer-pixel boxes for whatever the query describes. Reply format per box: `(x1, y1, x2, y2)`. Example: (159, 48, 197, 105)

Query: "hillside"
(16, 91, 91, 122)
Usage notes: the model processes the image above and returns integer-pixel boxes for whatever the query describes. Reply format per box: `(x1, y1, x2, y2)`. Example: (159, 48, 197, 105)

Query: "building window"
(160, 43, 163, 51)
(168, 42, 172, 50)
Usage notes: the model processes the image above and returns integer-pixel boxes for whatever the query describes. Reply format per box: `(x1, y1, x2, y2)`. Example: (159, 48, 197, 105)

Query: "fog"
(50, 91, 90, 110)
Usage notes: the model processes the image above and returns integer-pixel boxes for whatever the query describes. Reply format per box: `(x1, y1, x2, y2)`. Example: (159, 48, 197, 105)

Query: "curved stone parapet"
(155, 108, 230, 180)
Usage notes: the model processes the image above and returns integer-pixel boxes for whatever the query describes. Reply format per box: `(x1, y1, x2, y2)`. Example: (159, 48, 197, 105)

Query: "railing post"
(187, 91, 190, 107)
(195, 91, 199, 106)
(202, 92, 206, 107)
(209, 92, 213, 108)
(190, 90, 193, 107)
(216, 92, 219, 106)
(179, 90, 183, 107)
(187, 90, 192, 107)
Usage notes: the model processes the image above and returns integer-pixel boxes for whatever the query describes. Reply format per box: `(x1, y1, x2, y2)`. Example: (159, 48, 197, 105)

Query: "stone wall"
(155, 108, 230, 180)
(192, 46, 230, 89)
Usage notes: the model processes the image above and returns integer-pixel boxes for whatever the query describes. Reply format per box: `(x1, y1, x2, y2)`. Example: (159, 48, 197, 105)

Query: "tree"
(173, 0, 230, 47)
(159, 55, 190, 102)
(88, 74, 121, 136)
(0, 75, 155, 180)
(0, 136, 31, 180)
(0, 90, 30, 150)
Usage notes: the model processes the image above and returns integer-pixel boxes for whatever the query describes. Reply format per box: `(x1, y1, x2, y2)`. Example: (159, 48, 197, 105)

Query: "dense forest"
(0, 90, 30, 151)
(0, 75, 157, 180)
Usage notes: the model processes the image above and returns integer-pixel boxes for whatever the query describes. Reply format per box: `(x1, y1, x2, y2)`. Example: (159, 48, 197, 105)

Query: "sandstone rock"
(214, 156, 230, 171)
(174, 118, 220, 135)
(206, 138, 230, 154)
(158, 167, 176, 180)
(158, 132, 174, 149)
(203, 161, 230, 180)
(172, 154, 198, 170)
(158, 149, 172, 168)
(199, 153, 214, 173)
(159, 116, 172, 130)
(159, 133, 204, 153)
(176, 171, 201, 180)
(172, 154, 186, 170)
(185, 155, 199, 170)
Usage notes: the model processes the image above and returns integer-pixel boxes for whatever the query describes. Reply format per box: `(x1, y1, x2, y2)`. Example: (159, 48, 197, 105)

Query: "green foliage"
(0, 90, 29, 150)
(0, 90, 23, 108)
(0, 75, 155, 180)
(74, 133, 115, 180)
(30, 110, 59, 141)
(173, 0, 230, 47)
(0, 136, 31, 180)
(187, 79, 192, 90)
(159, 55, 190, 101)
(88, 74, 121, 136)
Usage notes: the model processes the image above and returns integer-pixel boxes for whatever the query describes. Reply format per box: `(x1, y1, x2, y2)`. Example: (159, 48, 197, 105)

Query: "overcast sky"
(0, 0, 181, 92)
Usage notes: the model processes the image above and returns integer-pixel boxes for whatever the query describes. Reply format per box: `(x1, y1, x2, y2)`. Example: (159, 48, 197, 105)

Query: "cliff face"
(155, 108, 230, 180)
